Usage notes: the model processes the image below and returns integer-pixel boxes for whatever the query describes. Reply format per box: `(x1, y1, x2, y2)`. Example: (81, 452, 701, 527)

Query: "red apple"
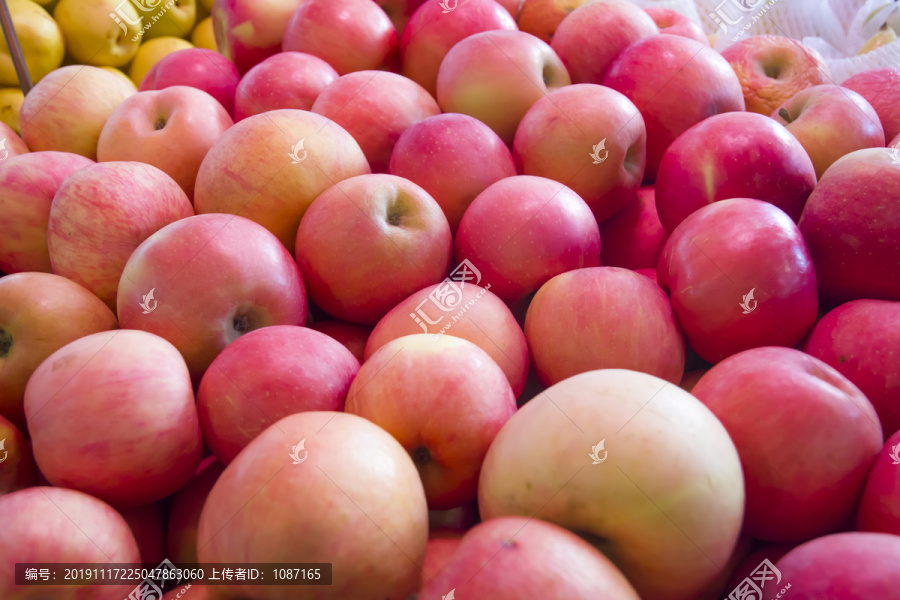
(597, 186, 667, 270)
(655, 112, 817, 232)
(98, 86, 233, 199)
(478, 369, 745, 600)
(513, 83, 646, 222)
(517, 0, 594, 43)
(798, 148, 900, 303)
(193, 109, 370, 255)
(400, 0, 517, 97)
(24, 329, 203, 507)
(856, 430, 900, 535)
(282, 0, 398, 75)
(602, 34, 745, 181)
(422, 529, 464, 581)
(19, 65, 136, 160)
(389, 113, 516, 233)
(657, 198, 818, 364)
(771, 85, 885, 178)
(454, 175, 601, 304)
(841, 68, 900, 142)
(0, 487, 140, 599)
(0, 272, 117, 430)
(0, 151, 94, 274)
(366, 282, 529, 397)
(692, 347, 883, 542)
(119, 502, 166, 564)
(198, 325, 360, 464)
(117, 214, 308, 380)
(346, 334, 516, 509)
(294, 174, 452, 325)
(644, 8, 709, 45)
(418, 517, 641, 599)
(311, 71, 440, 173)
(764, 532, 900, 599)
(197, 411, 428, 599)
(0, 414, 36, 495)
(721, 34, 829, 115)
(211, 0, 305, 74)
(436, 29, 570, 144)
(524, 266, 685, 386)
(167, 457, 225, 564)
(233, 51, 339, 120)
(804, 299, 900, 437)
(307, 319, 372, 363)
(48, 161, 194, 309)
(550, 0, 658, 85)
(139, 48, 240, 116)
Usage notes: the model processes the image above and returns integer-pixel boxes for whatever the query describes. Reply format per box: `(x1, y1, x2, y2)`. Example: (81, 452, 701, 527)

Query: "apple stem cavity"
(778, 108, 793, 123)
(233, 314, 249, 334)
(412, 446, 431, 466)
(154, 117, 167, 130)
(0, 329, 11, 358)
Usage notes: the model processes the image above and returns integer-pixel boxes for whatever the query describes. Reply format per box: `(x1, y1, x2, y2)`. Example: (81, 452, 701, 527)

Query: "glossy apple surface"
(234, 51, 339, 120)
(841, 68, 900, 142)
(139, 48, 240, 116)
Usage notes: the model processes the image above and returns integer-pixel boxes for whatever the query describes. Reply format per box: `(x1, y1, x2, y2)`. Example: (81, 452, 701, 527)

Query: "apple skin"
(655, 112, 817, 232)
(550, 0, 658, 85)
(644, 8, 709, 45)
(167, 456, 226, 564)
(117, 214, 308, 381)
(197, 411, 428, 599)
(798, 148, 900, 303)
(307, 320, 372, 363)
(0, 487, 141, 599)
(193, 109, 371, 255)
(366, 283, 529, 397)
(602, 34, 745, 181)
(0, 151, 94, 274)
(234, 51, 339, 120)
(98, 86, 233, 199)
(0, 123, 27, 157)
(771, 85, 885, 179)
(841, 68, 900, 142)
(47, 161, 194, 310)
(478, 369, 745, 600)
(764, 532, 900, 599)
(422, 529, 464, 581)
(418, 517, 642, 600)
(803, 300, 900, 438)
(0, 414, 36, 495)
(119, 502, 166, 564)
(139, 48, 240, 117)
(514, 83, 646, 222)
(389, 113, 517, 233)
(346, 334, 516, 509)
(454, 176, 601, 304)
(437, 30, 570, 145)
(311, 71, 440, 173)
(400, 0, 518, 97)
(295, 174, 452, 325)
(517, 0, 594, 43)
(198, 325, 360, 464)
(282, 0, 398, 75)
(691, 347, 883, 542)
(24, 329, 203, 507)
(19, 65, 136, 160)
(856, 430, 900, 535)
(0, 272, 118, 430)
(211, 0, 305, 74)
(598, 186, 668, 270)
(657, 198, 818, 364)
(721, 34, 829, 115)
(524, 266, 685, 386)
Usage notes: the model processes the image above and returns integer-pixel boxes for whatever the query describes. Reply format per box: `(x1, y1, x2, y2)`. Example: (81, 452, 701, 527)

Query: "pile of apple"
(1, 0, 899, 599)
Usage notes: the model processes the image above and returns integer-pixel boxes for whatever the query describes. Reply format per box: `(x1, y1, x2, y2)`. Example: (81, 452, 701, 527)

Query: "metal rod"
(0, 0, 33, 95)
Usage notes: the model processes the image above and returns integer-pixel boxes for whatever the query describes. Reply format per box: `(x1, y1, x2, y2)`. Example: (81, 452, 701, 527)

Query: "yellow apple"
(191, 15, 217, 50)
(141, 0, 198, 40)
(53, 0, 143, 67)
(129, 36, 194, 85)
(0, 0, 65, 86)
(0, 88, 25, 133)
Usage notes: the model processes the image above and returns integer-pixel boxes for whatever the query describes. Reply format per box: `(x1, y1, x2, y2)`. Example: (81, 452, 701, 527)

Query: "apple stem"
(778, 108, 793, 123)
(0, 329, 11, 358)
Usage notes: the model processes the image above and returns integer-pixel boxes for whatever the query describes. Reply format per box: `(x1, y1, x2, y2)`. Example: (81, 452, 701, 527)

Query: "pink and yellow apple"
(211, 0, 305, 74)
(644, 7, 709, 45)
(517, 0, 594, 43)
(233, 51, 339, 120)
(0, 123, 27, 158)
(139, 48, 240, 116)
